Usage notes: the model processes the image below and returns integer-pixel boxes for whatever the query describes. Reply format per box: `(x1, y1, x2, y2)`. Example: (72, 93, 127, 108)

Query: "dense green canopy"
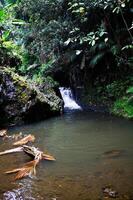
(0, 0, 133, 118)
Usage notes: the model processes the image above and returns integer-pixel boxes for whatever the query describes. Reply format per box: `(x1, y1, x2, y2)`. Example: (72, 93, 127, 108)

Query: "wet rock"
(0, 67, 63, 126)
(102, 186, 118, 198)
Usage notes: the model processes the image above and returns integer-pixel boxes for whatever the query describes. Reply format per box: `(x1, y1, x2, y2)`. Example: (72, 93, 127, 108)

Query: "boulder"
(0, 67, 63, 126)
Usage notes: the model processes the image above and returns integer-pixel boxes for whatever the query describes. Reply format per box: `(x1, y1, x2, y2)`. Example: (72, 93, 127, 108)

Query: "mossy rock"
(0, 67, 63, 126)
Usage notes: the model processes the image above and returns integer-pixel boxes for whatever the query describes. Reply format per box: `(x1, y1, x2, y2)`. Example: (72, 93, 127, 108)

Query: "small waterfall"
(59, 87, 82, 110)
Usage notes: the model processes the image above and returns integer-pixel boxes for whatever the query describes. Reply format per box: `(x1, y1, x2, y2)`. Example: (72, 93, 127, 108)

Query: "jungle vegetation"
(0, 0, 133, 118)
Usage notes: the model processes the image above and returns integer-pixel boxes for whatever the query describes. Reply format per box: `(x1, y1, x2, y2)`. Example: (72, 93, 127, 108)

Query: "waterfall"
(59, 87, 82, 110)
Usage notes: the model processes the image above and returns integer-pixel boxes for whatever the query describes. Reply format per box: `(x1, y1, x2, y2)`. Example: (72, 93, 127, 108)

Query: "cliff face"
(0, 67, 63, 127)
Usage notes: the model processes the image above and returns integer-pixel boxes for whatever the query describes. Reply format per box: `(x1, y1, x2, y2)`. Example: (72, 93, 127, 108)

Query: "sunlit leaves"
(79, 25, 108, 46)
(68, 0, 87, 19)
(64, 38, 71, 46)
(122, 44, 133, 50)
(1, 30, 10, 41)
(0, 9, 6, 22)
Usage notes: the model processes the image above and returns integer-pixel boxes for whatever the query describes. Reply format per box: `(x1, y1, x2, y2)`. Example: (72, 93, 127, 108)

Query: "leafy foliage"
(0, 0, 133, 118)
(113, 96, 133, 119)
(0, 2, 26, 66)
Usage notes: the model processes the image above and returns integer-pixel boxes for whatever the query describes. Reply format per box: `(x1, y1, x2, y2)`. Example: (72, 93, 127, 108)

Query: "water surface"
(0, 110, 133, 199)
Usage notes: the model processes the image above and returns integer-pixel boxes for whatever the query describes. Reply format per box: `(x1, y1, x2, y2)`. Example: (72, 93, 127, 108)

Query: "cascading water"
(59, 87, 82, 110)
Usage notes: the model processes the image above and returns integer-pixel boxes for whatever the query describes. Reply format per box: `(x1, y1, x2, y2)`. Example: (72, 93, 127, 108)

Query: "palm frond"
(5, 159, 39, 180)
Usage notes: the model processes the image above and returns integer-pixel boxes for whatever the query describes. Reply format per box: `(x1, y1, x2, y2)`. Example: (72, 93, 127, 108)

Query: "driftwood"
(13, 134, 35, 146)
(5, 149, 42, 180)
(0, 145, 55, 180)
(5, 160, 38, 180)
(0, 147, 23, 156)
(0, 129, 7, 137)
(0, 130, 33, 144)
(0, 129, 55, 180)
(0, 145, 55, 161)
(23, 145, 55, 161)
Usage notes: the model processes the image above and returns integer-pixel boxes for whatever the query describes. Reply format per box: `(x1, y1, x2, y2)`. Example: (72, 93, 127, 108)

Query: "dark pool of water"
(0, 110, 133, 199)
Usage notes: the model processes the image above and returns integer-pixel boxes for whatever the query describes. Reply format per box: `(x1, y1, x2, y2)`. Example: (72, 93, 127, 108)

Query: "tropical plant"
(0, 1, 26, 66)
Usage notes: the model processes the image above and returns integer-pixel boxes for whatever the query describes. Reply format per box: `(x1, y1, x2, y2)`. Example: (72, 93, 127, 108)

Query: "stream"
(0, 88, 133, 199)
(0, 109, 133, 199)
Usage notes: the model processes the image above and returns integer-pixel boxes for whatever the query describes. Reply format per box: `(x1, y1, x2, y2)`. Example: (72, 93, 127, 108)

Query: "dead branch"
(13, 134, 35, 146)
(0, 147, 23, 156)
(23, 145, 56, 161)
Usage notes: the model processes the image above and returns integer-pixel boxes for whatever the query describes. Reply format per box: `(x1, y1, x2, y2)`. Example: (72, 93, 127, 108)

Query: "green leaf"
(113, 7, 120, 13)
(92, 40, 95, 46)
(127, 87, 133, 94)
(88, 32, 94, 36)
(104, 38, 108, 43)
(0, 9, 6, 22)
(64, 38, 71, 46)
(2, 30, 10, 41)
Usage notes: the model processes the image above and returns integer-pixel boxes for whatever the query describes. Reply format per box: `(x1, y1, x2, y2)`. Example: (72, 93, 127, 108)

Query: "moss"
(19, 91, 29, 102)
(3, 67, 28, 86)
(2, 67, 30, 103)
(0, 66, 62, 126)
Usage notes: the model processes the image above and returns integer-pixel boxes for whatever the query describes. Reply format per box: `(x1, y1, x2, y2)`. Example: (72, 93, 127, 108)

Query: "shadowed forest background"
(0, 0, 133, 126)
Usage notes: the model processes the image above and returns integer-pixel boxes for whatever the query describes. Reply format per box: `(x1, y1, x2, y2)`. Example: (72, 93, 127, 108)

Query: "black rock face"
(0, 68, 63, 127)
